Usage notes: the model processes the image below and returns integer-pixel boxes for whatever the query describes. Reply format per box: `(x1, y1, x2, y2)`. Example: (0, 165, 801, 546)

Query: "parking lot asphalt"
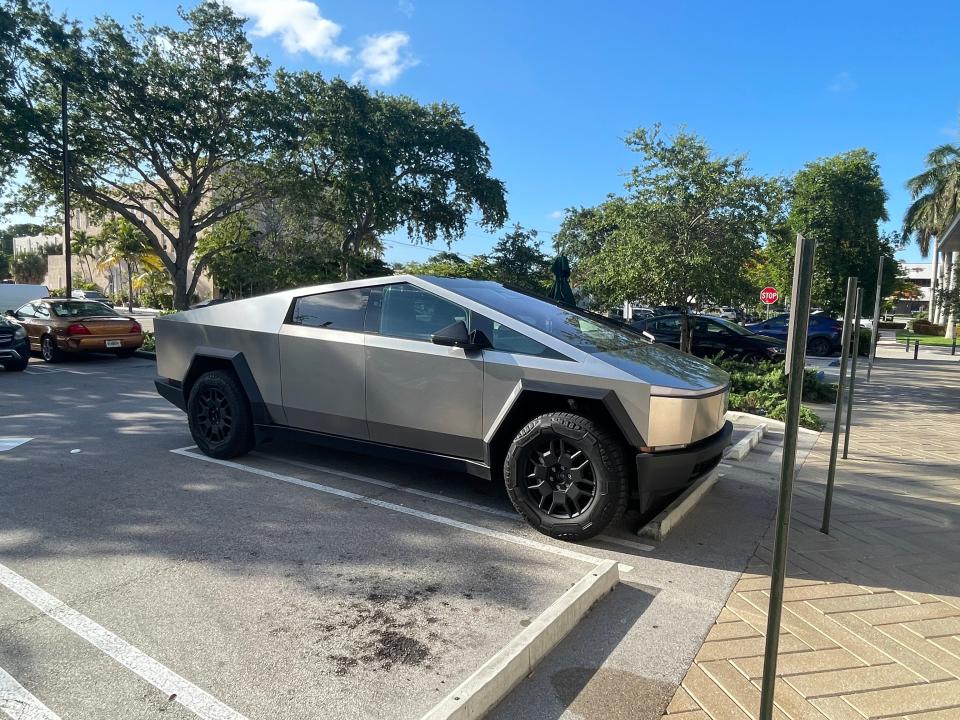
(0, 354, 798, 720)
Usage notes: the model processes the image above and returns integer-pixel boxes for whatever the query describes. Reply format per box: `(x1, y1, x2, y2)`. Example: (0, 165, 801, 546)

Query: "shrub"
(909, 319, 946, 337)
(878, 321, 905, 330)
(140, 331, 155, 352)
(712, 357, 834, 431)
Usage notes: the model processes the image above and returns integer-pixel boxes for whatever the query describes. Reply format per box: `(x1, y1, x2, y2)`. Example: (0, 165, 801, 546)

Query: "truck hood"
(594, 342, 729, 395)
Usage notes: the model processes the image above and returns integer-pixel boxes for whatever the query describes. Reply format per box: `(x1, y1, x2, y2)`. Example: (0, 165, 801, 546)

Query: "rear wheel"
(807, 336, 831, 357)
(40, 335, 63, 363)
(187, 370, 255, 459)
(504, 412, 628, 542)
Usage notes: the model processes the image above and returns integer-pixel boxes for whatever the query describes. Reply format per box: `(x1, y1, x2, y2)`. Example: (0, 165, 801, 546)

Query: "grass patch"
(711, 356, 834, 431)
(895, 331, 957, 347)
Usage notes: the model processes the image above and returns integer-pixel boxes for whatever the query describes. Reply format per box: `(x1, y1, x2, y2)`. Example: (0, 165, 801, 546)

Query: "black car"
(632, 314, 786, 362)
(746, 313, 842, 357)
(0, 315, 30, 371)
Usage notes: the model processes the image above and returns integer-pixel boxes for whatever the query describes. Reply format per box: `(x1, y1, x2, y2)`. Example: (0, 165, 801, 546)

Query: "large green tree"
(8, 2, 276, 309)
(786, 149, 892, 313)
(580, 126, 783, 351)
(272, 71, 508, 279)
(902, 143, 960, 256)
(10, 249, 45, 283)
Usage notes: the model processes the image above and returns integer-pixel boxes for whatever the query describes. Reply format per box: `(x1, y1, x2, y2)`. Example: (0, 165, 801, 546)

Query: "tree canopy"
(902, 143, 960, 256)
(784, 149, 893, 313)
(272, 71, 507, 279)
(574, 126, 783, 350)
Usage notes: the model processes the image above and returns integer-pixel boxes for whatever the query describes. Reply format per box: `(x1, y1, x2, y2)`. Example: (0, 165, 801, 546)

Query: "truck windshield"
(455, 284, 647, 354)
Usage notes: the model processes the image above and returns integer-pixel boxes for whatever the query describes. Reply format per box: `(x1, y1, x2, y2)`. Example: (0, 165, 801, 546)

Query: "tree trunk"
(680, 310, 693, 354)
(127, 261, 134, 313)
(172, 265, 190, 311)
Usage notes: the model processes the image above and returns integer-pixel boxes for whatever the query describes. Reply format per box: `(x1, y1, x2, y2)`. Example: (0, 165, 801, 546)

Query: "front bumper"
(635, 420, 733, 511)
(0, 338, 30, 363)
(155, 377, 187, 411)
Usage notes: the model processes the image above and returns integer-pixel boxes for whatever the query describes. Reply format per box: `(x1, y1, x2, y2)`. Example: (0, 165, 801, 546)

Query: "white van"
(0, 284, 49, 314)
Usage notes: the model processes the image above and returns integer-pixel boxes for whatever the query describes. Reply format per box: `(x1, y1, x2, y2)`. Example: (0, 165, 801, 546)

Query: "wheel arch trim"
(180, 348, 271, 425)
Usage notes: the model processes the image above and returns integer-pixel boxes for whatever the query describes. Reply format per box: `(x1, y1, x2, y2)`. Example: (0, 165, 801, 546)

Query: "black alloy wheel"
(187, 370, 255, 459)
(504, 412, 628, 542)
(194, 386, 233, 443)
(521, 436, 596, 519)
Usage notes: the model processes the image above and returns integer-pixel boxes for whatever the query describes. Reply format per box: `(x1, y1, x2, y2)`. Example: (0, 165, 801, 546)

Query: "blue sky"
(33, 1, 960, 265)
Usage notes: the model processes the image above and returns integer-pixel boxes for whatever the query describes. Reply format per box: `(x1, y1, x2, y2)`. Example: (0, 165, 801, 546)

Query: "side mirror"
(431, 320, 489, 351)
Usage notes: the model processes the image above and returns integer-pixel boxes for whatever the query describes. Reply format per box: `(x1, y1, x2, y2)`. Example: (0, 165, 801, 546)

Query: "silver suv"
(154, 276, 731, 541)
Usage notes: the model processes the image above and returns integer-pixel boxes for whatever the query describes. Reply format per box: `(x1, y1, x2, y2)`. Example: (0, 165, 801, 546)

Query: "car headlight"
(13, 326, 26, 340)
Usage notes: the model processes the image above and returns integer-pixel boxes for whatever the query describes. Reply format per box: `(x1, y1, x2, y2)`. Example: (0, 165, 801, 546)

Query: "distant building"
(894, 262, 932, 314)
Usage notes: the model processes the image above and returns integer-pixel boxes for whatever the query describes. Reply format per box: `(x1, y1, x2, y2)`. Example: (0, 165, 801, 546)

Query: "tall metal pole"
(867, 256, 884, 381)
(61, 77, 72, 297)
(821, 278, 857, 534)
(759, 234, 816, 720)
(842, 288, 863, 458)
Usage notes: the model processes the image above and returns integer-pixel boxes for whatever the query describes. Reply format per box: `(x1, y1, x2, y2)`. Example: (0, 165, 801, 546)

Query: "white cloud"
(354, 32, 418, 85)
(548, 210, 564, 220)
(225, 0, 350, 63)
(829, 71, 856, 93)
(398, 0, 415, 17)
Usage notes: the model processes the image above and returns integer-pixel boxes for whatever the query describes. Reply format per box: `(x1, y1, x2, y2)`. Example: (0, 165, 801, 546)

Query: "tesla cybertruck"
(154, 276, 731, 541)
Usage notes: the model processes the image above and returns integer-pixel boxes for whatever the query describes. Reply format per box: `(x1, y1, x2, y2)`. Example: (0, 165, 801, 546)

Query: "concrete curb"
(724, 423, 768, 461)
(419, 559, 619, 720)
(134, 350, 156, 360)
(636, 468, 719, 541)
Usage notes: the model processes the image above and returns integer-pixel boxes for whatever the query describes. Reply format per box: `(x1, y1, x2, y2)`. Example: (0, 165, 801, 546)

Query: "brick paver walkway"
(664, 347, 960, 720)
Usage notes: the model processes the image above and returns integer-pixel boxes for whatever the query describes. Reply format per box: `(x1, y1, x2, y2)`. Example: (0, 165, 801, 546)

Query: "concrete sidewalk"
(664, 344, 960, 720)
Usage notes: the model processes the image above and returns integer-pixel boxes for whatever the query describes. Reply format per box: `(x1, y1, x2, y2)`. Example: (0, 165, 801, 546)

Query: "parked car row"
(631, 314, 787, 361)
(0, 296, 144, 370)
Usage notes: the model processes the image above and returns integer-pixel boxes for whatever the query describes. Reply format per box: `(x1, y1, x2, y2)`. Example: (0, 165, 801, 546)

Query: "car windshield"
(452, 284, 648, 354)
(711, 317, 753, 336)
(50, 301, 119, 318)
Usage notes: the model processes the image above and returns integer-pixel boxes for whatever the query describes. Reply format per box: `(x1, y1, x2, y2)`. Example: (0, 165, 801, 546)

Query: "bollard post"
(914, 339, 920, 360)
(821, 277, 857, 535)
(953, 338, 957, 356)
(842, 288, 863, 459)
(867, 256, 883, 381)
(759, 234, 816, 720)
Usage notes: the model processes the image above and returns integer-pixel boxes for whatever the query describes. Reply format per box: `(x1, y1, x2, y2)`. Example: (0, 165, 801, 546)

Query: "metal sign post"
(758, 234, 816, 720)
(867, 256, 884, 381)
(842, 288, 864, 459)
(820, 278, 857, 535)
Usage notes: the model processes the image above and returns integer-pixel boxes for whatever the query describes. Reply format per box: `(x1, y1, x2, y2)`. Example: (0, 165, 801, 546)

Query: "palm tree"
(96, 219, 163, 313)
(902, 143, 960, 256)
(70, 230, 103, 283)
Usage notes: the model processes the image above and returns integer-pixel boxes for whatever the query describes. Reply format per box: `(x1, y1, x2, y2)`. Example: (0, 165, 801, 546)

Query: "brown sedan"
(7, 298, 144, 362)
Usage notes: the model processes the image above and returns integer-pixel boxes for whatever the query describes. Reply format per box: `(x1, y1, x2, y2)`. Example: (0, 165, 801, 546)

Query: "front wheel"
(504, 412, 628, 542)
(187, 370, 255, 459)
(2, 356, 29, 372)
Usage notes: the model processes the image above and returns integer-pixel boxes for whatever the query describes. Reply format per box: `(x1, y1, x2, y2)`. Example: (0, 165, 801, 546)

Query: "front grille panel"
(0, 331, 13, 348)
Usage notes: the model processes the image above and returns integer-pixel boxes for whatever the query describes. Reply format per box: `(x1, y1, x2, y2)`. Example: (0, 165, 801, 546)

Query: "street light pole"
(61, 77, 72, 297)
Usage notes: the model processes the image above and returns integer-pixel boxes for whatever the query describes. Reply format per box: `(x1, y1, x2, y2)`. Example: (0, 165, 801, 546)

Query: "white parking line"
(171, 447, 634, 573)
(0, 562, 248, 720)
(0, 665, 61, 720)
(253, 452, 653, 553)
(252, 451, 519, 520)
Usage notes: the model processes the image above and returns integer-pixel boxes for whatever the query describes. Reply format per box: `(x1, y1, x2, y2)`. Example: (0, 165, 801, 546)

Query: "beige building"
(931, 213, 960, 339)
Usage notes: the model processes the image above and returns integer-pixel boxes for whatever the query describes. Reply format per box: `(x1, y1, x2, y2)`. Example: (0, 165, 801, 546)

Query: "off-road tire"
(187, 370, 255, 459)
(504, 412, 629, 542)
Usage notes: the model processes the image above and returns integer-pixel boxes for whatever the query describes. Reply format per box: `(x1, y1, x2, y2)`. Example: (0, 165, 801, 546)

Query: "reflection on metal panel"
(647, 392, 727, 447)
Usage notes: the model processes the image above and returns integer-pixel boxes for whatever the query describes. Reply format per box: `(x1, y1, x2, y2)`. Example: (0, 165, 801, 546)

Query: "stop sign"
(760, 287, 779, 305)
